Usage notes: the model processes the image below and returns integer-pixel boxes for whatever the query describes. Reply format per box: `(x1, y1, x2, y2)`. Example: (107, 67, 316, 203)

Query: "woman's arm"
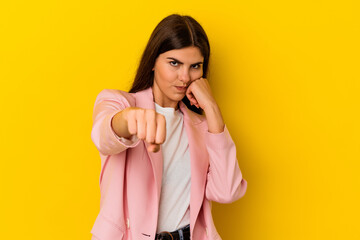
(185, 78, 247, 202)
(185, 77, 224, 133)
(204, 126, 247, 203)
(91, 89, 166, 155)
(91, 89, 139, 155)
(203, 102, 225, 134)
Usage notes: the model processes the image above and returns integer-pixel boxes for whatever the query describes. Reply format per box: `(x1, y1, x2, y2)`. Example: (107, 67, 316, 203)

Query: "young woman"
(90, 14, 247, 240)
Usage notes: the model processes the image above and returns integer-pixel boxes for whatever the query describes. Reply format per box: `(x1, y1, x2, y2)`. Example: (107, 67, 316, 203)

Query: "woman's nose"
(179, 68, 191, 84)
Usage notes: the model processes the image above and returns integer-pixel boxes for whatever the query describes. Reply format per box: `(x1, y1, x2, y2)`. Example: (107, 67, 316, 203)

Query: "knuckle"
(147, 135, 155, 143)
(157, 113, 165, 122)
(158, 137, 166, 144)
(136, 108, 145, 117)
(138, 132, 145, 140)
(127, 125, 135, 134)
(126, 108, 135, 118)
(156, 132, 166, 144)
(146, 109, 155, 119)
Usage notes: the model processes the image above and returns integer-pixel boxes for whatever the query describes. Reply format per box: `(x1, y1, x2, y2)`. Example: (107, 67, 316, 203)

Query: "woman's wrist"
(204, 103, 225, 133)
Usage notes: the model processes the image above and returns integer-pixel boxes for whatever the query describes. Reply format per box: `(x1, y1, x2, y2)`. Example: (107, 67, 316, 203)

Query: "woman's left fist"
(185, 77, 217, 111)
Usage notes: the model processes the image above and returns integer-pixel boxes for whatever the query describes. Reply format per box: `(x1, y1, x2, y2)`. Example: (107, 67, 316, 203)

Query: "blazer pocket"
(90, 213, 125, 240)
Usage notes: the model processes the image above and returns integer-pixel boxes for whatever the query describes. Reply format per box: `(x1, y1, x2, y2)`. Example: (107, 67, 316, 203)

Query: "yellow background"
(1, 0, 359, 239)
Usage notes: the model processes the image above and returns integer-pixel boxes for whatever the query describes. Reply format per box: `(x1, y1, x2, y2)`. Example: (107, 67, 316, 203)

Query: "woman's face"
(152, 46, 204, 109)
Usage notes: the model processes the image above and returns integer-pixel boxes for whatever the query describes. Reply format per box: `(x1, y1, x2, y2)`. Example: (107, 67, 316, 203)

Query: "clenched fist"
(112, 107, 166, 152)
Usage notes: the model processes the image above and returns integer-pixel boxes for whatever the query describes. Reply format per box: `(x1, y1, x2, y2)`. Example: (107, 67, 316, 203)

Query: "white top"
(155, 103, 191, 233)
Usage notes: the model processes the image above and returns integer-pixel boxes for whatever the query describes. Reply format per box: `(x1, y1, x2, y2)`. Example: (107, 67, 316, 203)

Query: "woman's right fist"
(112, 107, 166, 152)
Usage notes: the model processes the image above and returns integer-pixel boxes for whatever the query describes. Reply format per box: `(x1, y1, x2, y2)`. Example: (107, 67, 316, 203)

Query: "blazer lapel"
(179, 101, 208, 235)
(134, 87, 163, 201)
(135, 88, 208, 235)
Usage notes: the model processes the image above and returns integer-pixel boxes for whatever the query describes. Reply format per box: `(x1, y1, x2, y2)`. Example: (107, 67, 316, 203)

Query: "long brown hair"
(129, 14, 210, 114)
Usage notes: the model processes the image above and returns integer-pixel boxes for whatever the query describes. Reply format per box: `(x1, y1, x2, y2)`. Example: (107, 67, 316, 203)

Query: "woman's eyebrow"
(166, 57, 203, 65)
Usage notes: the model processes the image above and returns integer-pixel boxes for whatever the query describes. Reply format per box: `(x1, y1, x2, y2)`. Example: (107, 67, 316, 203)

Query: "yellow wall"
(1, 0, 359, 239)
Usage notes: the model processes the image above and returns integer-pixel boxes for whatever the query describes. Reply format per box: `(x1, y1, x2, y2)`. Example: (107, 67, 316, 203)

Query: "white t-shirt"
(155, 103, 191, 233)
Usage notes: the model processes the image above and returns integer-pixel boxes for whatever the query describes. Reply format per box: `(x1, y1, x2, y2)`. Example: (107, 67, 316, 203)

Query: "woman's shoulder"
(94, 88, 136, 106)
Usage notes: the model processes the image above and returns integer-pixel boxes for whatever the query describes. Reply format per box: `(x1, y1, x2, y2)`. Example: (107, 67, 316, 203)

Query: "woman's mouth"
(175, 86, 187, 92)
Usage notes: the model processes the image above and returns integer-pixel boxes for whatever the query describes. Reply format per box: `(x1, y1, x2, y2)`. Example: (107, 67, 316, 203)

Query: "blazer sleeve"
(205, 124, 247, 203)
(91, 89, 140, 155)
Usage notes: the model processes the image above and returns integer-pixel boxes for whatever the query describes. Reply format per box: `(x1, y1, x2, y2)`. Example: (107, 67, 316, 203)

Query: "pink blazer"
(90, 87, 247, 240)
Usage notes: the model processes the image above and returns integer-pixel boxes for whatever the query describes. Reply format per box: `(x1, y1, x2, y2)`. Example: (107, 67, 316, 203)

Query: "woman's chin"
(173, 93, 186, 101)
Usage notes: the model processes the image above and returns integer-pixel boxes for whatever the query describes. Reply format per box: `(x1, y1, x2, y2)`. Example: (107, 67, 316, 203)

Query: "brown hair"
(129, 14, 210, 114)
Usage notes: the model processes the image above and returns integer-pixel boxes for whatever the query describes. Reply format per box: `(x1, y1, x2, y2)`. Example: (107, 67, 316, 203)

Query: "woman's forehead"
(160, 46, 204, 62)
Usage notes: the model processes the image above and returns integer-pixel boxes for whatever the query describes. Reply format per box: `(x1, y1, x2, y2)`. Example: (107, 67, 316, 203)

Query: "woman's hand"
(112, 107, 166, 152)
(185, 77, 225, 133)
(185, 77, 216, 111)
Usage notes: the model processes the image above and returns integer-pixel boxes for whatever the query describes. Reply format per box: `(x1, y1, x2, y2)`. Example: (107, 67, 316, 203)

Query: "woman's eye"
(170, 61, 178, 66)
(192, 64, 200, 69)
